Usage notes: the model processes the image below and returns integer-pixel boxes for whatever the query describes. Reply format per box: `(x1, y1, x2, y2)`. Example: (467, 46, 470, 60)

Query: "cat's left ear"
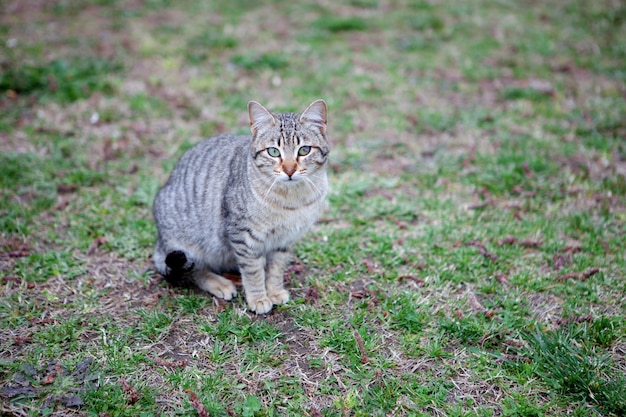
(248, 101, 276, 136)
(299, 99, 327, 134)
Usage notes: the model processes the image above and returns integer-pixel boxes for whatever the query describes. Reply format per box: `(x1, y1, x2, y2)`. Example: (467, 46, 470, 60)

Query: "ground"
(1, 0, 625, 416)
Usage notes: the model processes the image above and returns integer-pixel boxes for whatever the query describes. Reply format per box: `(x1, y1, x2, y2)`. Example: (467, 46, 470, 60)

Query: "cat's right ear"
(248, 101, 276, 136)
(299, 99, 327, 135)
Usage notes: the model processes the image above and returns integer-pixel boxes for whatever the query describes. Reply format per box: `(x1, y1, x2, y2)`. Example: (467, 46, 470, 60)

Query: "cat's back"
(153, 133, 250, 221)
(159, 133, 251, 195)
(168, 133, 250, 183)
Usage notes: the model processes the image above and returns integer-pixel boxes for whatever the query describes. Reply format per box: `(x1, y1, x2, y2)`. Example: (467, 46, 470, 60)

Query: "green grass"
(522, 322, 626, 415)
(1, 0, 625, 416)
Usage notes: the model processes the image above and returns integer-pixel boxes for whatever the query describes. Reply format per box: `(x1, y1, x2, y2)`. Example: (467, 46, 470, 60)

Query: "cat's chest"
(258, 201, 323, 249)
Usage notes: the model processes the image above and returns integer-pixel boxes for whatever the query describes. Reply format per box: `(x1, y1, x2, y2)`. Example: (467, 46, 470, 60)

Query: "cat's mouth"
(280, 173, 301, 182)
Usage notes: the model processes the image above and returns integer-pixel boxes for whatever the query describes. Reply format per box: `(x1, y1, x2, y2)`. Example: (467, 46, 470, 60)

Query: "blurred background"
(1, 1, 625, 416)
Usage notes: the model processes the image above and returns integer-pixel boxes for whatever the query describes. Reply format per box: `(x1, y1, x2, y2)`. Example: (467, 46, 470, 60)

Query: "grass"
(1, 0, 625, 415)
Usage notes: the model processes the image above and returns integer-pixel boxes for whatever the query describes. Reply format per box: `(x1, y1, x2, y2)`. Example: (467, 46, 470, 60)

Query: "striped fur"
(153, 100, 329, 314)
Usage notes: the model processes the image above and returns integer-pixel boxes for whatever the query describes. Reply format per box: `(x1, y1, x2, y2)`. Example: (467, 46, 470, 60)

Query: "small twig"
(154, 357, 186, 368)
(353, 330, 368, 364)
(581, 268, 600, 280)
(557, 268, 600, 282)
(464, 240, 498, 262)
(398, 275, 425, 286)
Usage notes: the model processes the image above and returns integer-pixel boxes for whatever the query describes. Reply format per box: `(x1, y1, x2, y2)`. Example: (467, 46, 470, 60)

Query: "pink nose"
(283, 164, 297, 177)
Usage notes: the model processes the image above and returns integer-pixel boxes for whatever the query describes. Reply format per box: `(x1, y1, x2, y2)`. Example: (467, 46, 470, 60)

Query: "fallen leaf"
(552, 253, 571, 271)
(286, 262, 304, 274)
(155, 357, 186, 368)
(48, 74, 57, 92)
(497, 236, 516, 246)
(556, 314, 592, 325)
(557, 272, 579, 281)
(365, 289, 379, 304)
(86, 236, 106, 256)
(560, 241, 582, 253)
(305, 287, 319, 303)
(388, 216, 409, 229)
(119, 378, 139, 404)
(13, 335, 32, 345)
(581, 268, 600, 280)
(519, 239, 542, 248)
(53, 198, 70, 211)
(57, 184, 78, 194)
(467, 201, 491, 210)
(142, 292, 161, 307)
(186, 390, 210, 417)
(42, 373, 55, 385)
(511, 185, 537, 197)
(522, 162, 535, 178)
(309, 407, 323, 417)
(557, 268, 599, 282)
(502, 339, 523, 348)
(467, 290, 488, 313)
(362, 258, 376, 274)
(6, 250, 30, 258)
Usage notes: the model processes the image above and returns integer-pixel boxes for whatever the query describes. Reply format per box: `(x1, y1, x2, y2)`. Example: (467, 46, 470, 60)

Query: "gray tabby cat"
(153, 100, 329, 314)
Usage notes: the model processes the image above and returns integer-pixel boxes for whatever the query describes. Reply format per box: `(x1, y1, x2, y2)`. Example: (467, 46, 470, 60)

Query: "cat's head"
(248, 99, 330, 187)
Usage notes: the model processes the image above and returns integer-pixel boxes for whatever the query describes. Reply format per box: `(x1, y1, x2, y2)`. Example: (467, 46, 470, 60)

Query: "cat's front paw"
(268, 289, 290, 306)
(247, 296, 274, 315)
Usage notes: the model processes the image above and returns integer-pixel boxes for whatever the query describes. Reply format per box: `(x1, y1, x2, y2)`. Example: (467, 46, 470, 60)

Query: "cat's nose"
(283, 163, 297, 178)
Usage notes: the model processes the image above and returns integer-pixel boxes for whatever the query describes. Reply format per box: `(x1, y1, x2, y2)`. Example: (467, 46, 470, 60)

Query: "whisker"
(265, 176, 279, 198)
(303, 176, 321, 196)
(251, 173, 277, 187)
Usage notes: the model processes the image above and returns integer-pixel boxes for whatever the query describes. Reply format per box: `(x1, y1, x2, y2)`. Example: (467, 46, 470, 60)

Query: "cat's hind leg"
(155, 243, 236, 299)
(194, 270, 237, 301)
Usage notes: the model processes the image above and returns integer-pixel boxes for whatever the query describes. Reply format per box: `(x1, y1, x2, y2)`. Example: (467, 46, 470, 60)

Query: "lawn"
(1, 0, 625, 416)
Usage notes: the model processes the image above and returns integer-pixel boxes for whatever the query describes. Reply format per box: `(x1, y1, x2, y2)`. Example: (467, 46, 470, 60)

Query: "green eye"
(267, 147, 281, 158)
(298, 146, 311, 156)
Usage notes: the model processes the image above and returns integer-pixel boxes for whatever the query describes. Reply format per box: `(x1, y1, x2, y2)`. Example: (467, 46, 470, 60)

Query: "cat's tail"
(153, 243, 195, 286)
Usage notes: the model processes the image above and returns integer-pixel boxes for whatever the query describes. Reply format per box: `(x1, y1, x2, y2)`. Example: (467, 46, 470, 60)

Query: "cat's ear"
(299, 99, 327, 134)
(248, 101, 276, 136)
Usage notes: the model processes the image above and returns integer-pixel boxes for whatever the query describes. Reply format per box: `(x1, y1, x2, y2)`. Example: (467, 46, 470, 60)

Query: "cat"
(153, 99, 329, 314)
